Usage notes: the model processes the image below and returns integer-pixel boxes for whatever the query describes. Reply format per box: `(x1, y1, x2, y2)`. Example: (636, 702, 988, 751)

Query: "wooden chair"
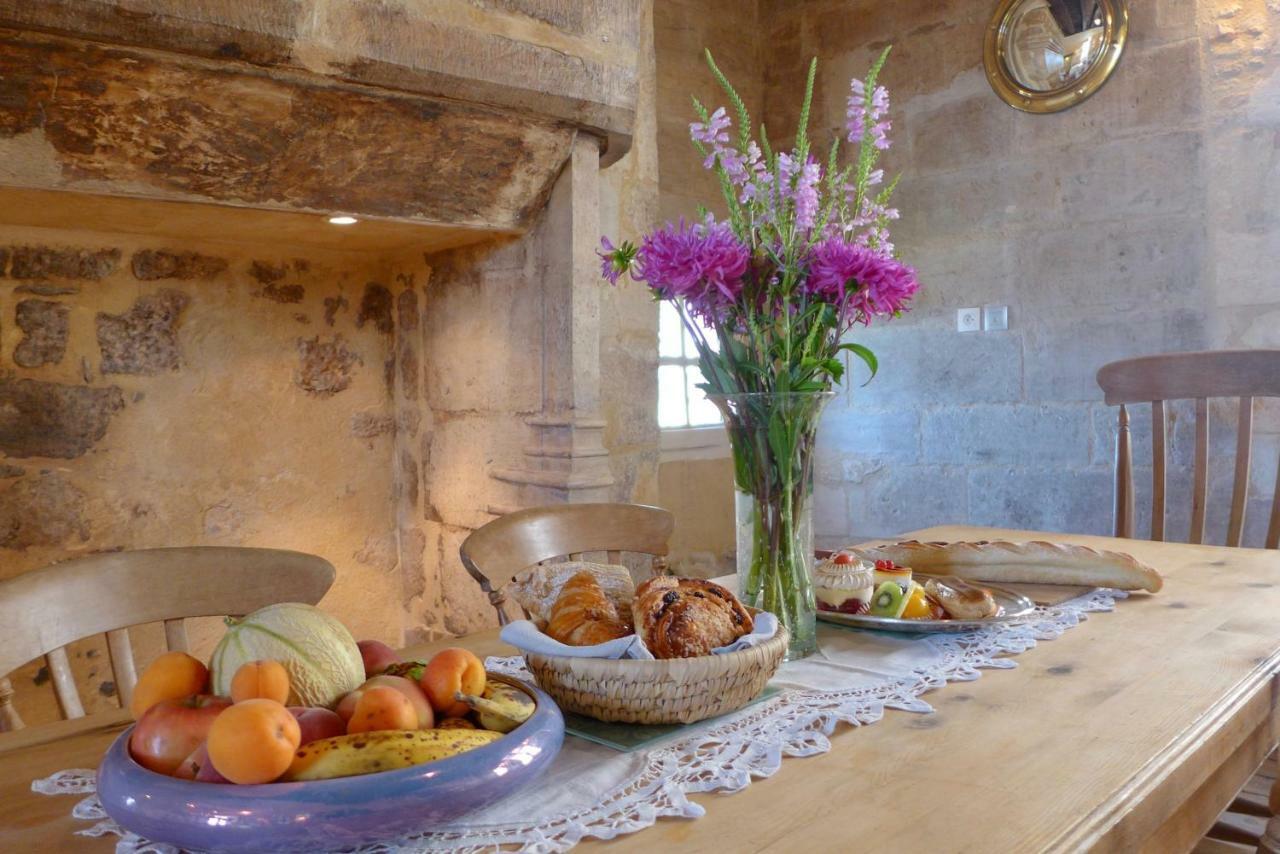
(1096, 349, 1280, 547)
(1097, 350, 1280, 852)
(460, 503, 675, 624)
(0, 547, 334, 731)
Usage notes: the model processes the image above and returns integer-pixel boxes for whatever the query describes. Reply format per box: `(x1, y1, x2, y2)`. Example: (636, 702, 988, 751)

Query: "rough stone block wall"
(752, 0, 1280, 547)
(0, 224, 409, 724)
(653, 0, 761, 576)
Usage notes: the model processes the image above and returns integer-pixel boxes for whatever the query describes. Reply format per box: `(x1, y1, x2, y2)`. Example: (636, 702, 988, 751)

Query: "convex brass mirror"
(984, 0, 1128, 113)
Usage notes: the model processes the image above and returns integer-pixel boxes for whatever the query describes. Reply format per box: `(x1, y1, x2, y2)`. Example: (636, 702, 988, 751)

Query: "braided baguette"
(846, 540, 1163, 593)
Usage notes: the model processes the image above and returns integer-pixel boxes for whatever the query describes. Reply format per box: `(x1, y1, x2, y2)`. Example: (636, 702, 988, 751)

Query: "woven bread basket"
(523, 611, 788, 724)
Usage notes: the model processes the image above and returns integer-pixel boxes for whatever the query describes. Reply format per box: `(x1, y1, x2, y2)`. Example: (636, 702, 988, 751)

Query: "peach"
(130, 652, 209, 719)
(206, 698, 301, 784)
(346, 686, 417, 734)
(175, 742, 231, 783)
(419, 648, 485, 718)
(335, 690, 363, 724)
(229, 660, 290, 705)
(357, 640, 400, 677)
(361, 675, 434, 729)
(288, 706, 347, 745)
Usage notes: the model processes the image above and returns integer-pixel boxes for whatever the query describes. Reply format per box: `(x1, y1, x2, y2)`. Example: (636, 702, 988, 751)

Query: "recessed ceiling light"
(328, 215, 358, 225)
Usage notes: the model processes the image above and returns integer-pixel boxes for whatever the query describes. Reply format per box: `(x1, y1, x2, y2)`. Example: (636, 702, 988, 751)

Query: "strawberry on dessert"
(814, 552, 874, 614)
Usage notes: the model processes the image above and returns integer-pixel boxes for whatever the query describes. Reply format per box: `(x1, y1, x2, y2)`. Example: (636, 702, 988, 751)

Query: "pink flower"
(690, 107, 731, 148)
(846, 78, 892, 150)
(806, 238, 920, 324)
(597, 236, 637, 285)
(633, 218, 750, 321)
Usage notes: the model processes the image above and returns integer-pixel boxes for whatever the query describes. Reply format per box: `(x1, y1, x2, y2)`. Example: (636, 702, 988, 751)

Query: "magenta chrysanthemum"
(807, 238, 920, 323)
(632, 218, 750, 321)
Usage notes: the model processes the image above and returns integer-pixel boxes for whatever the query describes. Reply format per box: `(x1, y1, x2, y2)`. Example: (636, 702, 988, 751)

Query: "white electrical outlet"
(957, 307, 980, 332)
(983, 304, 1009, 332)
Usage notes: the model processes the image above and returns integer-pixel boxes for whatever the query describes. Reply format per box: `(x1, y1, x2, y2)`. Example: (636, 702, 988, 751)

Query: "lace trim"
(33, 589, 1123, 853)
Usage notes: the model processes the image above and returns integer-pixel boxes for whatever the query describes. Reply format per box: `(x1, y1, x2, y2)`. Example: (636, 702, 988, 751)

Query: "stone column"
(490, 133, 615, 506)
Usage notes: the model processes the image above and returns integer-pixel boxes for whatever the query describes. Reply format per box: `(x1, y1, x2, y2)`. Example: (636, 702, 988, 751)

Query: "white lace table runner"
(33, 588, 1123, 852)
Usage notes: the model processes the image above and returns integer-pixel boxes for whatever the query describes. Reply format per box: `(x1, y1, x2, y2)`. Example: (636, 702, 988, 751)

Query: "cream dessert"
(814, 553, 874, 615)
(872, 559, 912, 591)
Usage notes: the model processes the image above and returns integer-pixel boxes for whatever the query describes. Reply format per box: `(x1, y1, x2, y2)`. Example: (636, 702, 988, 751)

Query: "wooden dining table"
(3, 525, 1280, 853)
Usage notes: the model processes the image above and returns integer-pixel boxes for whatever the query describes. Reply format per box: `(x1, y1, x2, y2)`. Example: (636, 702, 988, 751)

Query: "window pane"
(682, 323, 698, 359)
(658, 364, 689, 428)
(658, 301, 684, 359)
(685, 366, 722, 426)
(690, 313, 720, 353)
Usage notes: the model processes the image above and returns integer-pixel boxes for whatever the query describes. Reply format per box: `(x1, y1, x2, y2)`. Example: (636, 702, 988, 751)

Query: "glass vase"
(711, 391, 834, 661)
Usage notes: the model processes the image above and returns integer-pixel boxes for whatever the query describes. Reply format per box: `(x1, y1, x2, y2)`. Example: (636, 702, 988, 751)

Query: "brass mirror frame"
(984, 0, 1129, 114)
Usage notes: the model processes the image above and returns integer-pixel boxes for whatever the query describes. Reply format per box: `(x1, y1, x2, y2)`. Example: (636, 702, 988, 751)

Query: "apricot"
(346, 685, 418, 734)
(419, 647, 485, 718)
(361, 674, 434, 729)
(130, 651, 209, 719)
(229, 660, 290, 705)
(206, 698, 301, 784)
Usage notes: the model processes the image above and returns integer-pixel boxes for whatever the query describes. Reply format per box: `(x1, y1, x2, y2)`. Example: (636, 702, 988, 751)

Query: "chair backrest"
(0, 547, 334, 731)
(460, 503, 675, 624)
(1096, 350, 1280, 547)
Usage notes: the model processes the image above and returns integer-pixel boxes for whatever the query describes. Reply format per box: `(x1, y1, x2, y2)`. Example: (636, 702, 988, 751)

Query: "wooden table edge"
(1049, 642, 1280, 851)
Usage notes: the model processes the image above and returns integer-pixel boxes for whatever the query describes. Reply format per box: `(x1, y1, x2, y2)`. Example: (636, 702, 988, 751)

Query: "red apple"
(358, 639, 400, 678)
(130, 695, 232, 776)
(174, 742, 231, 783)
(335, 689, 363, 724)
(361, 674, 435, 729)
(288, 706, 347, 745)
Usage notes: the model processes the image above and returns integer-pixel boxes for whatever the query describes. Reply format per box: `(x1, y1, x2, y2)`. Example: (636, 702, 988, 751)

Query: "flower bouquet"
(601, 49, 921, 659)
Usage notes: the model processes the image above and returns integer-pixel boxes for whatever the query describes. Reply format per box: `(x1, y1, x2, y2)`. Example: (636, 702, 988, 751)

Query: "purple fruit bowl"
(96, 673, 563, 853)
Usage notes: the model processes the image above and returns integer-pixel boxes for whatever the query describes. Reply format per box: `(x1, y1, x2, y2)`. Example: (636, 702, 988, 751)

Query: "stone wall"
(652, 0, 759, 576)
(0, 1, 661, 727)
(750, 0, 1280, 547)
(0, 225, 404, 723)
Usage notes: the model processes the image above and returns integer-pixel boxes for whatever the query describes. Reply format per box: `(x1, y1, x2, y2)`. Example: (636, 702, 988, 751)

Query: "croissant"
(632, 576, 754, 659)
(545, 571, 633, 646)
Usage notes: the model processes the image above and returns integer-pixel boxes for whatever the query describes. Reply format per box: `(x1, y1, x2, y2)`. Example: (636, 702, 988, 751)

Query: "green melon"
(210, 603, 364, 709)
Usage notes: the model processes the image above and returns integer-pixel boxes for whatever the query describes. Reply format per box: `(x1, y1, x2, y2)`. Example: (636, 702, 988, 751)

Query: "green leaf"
(840, 342, 879, 385)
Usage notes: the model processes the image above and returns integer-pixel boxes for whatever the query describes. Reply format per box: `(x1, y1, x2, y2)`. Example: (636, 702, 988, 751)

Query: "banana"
(438, 717, 477, 729)
(281, 729, 500, 781)
(455, 682, 535, 733)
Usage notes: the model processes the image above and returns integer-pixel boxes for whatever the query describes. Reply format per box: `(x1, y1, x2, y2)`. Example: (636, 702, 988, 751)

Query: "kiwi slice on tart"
(869, 581, 908, 618)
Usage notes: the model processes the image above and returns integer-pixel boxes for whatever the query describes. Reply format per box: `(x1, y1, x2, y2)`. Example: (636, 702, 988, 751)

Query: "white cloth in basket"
(499, 611, 780, 659)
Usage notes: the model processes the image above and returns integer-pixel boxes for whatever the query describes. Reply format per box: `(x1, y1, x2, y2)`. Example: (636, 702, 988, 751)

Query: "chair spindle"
(1114, 404, 1134, 538)
(106, 629, 137, 711)
(46, 646, 85, 719)
(164, 618, 190, 653)
(1191, 398, 1210, 544)
(1228, 396, 1254, 547)
(1151, 400, 1167, 542)
(0, 677, 23, 731)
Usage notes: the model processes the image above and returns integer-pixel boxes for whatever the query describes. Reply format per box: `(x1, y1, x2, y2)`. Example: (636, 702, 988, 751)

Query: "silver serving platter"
(815, 575, 1037, 634)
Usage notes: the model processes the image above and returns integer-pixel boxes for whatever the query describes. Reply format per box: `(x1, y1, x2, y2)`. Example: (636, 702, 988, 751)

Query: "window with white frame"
(658, 301, 722, 429)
